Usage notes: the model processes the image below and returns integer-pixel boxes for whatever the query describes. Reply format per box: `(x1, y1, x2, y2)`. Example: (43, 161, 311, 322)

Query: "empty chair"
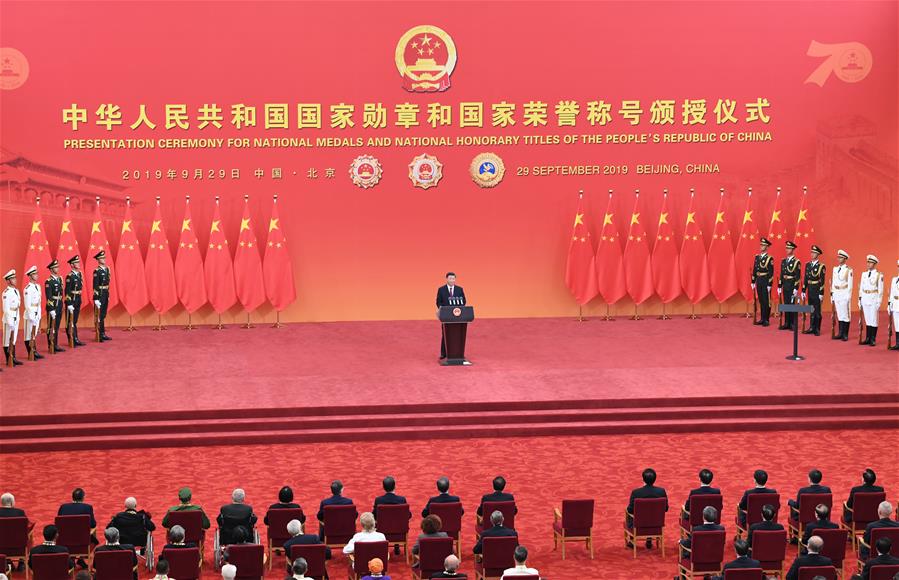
(624, 497, 667, 558)
(868, 565, 899, 580)
(93, 548, 136, 580)
(54, 515, 92, 567)
(552, 499, 595, 559)
(322, 504, 357, 549)
(750, 529, 787, 578)
(474, 535, 518, 580)
(264, 507, 304, 570)
(347, 540, 388, 580)
(722, 569, 764, 579)
(0, 517, 31, 570)
(476, 501, 516, 538)
(796, 565, 836, 580)
(288, 544, 328, 580)
(412, 536, 455, 580)
(29, 552, 71, 580)
(160, 547, 202, 580)
(377, 503, 412, 558)
(681, 494, 723, 539)
(430, 502, 464, 556)
(224, 543, 264, 580)
(677, 529, 726, 579)
(788, 493, 833, 542)
(736, 494, 781, 537)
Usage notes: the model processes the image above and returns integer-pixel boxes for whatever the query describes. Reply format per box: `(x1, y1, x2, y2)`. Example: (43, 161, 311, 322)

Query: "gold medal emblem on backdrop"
(395, 25, 457, 92)
(0, 48, 30, 90)
(469, 153, 505, 188)
(349, 155, 383, 189)
(408, 153, 443, 189)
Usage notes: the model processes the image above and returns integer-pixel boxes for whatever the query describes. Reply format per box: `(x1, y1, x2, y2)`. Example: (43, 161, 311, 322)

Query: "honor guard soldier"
(888, 260, 899, 350)
(45, 259, 65, 353)
(3, 269, 23, 366)
(752, 238, 775, 326)
(830, 250, 853, 341)
(778, 241, 802, 330)
(23, 265, 44, 360)
(92, 250, 112, 341)
(859, 255, 883, 346)
(802, 245, 826, 336)
(65, 255, 85, 347)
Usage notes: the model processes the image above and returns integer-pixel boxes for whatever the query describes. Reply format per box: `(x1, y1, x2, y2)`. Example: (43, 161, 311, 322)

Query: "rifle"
(858, 301, 866, 344)
(93, 302, 101, 342)
(830, 294, 837, 339)
(801, 293, 809, 332)
(753, 292, 758, 324)
(776, 286, 783, 327)
(28, 318, 38, 361)
(47, 311, 55, 354)
(66, 307, 75, 348)
(889, 309, 895, 350)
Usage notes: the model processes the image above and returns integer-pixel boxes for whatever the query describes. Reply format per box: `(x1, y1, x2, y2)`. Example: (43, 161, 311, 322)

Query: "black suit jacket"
(683, 486, 722, 512)
(317, 495, 355, 522)
(861, 518, 899, 558)
(430, 573, 468, 579)
(422, 493, 463, 517)
(94, 544, 138, 566)
(29, 544, 72, 569)
(264, 502, 304, 525)
(283, 533, 331, 560)
(785, 552, 832, 580)
(108, 510, 155, 547)
(58, 502, 96, 528)
(472, 525, 517, 554)
(738, 487, 777, 511)
(790, 484, 831, 507)
(861, 553, 899, 580)
(477, 491, 516, 516)
(747, 520, 784, 547)
(627, 485, 668, 514)
(436, 285, 466, 307)
(723, 555, 762, 570)
(847, 484, 884, 509)
(801, 519, 838, 546)
(0, 507, 26, 518)
(373, 492, 408, 518)
(217, 503, 257, 545)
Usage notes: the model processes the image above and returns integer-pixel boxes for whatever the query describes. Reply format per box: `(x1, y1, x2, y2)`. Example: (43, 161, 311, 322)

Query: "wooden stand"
(184, 313, 195, 331)
(152, 313, 167, 331)
(123, 315, 137, 331)
(714, 303, 726, 319)
(631, 304, 642, 321)
(213, 314, 225, 330)
(603, 303, 615, 321)
(688, 304, 700, 320)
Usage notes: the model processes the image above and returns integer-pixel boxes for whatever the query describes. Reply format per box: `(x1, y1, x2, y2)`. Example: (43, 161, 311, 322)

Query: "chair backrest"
(852, 492, 887, 525)
(797, 565, 836, 580)
(161, 547, 201, 580)
(429, 502, 464, 534)
(869, 564, 899, 580)
(723, 569, 764, 580)
(288, 543, 328, 578)
(166, 510, 206, 545)
(93, 549, 135, 580)
(633, 497, 667, 531)
(689, 495, 723, 527)
(481, 501, 517, 532)
(751, 529, 787, 565)
(796, 493, 833, 527)
(870, 527, 899, 556)
(55, 514, 91, 555)
(0, 554, 6, 575)
(815, 528, 848, 566)
(417, 536, 455, 577)
(690, 530, 726, 565)
(265, 508, 305, 547)
(30, 552, 70, 580)
(481, 536, 518, 571)
(322, 504, 357, 543)
(0, 517, 30, 557)
(561, 499, 595, 531)
(225, 543, 265, 579)
(375, 503, 411, 536)
(746, 494, 780, 527)
(351, 540, 389, 575)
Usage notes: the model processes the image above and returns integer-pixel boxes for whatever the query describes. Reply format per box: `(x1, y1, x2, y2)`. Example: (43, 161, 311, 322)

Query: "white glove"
(801, 292, 806, 300)
(751, 283, 756, 290)
(94, 300, 101, 308)
(67, 305, 74, 313)
(50, 310, 56, 319)
(777, 288, 782, 296)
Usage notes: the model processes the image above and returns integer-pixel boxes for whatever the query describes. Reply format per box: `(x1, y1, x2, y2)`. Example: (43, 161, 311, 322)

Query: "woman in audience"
(361, 557, 389, 580)
(266, 485, 305, 524)
(343, 512, 386, 554)
(412, 514, 448, 555)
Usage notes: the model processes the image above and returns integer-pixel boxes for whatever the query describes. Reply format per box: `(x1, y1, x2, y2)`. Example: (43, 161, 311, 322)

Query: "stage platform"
(2, 316, 897, 452)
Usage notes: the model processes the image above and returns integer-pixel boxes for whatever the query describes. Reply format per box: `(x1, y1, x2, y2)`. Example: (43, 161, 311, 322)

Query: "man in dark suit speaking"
(436, 272, 466, 360)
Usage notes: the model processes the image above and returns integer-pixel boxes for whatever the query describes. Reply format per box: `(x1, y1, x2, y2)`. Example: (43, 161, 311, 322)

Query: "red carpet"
(1, 429, 897, 579)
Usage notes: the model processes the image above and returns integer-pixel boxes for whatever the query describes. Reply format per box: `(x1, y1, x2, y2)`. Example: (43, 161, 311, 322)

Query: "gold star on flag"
(151, 220, 162, 233)
(603, 213, 613, 227)
(240, 218, 251, 231)
(630, 213, 640, 225)
(269, 218, 279, 232)
(61, 221, 71, 233)
(742, 210, 753, 224)
(658, 212, 669, 225)
(798, 209, 808, 221)
(211, 220, 221, 232)
(91, 221, 101, 234)
(31, 221, 42, 234)
(716, 211, 725, 223)
(181, 219, 191, 232)
(121, 220, 132, 233)
(770, 210, 781, 223)
(686, 212, 696, 224)
(573, 213, 584, 227)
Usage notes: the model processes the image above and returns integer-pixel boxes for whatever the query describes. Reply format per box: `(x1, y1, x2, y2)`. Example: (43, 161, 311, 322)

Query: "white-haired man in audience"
(218, 488, 257, 545)
(92, 527, 138, 579)
(221, 563, 237, 580)
(430, 554, 466, 578)
(108, 497, 155, 552)
(0, 493, 30, 572)
(860, 501, 899, 560)
(785, 535, 832, 580)
(343, 512, 386, 554)
(283, 518, 330, 568)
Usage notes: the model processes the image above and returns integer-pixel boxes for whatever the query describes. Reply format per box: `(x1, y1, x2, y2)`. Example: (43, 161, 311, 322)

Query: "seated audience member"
(748, 504, 784, 548)
(413, 514, 449, 555)
(162, 487, 211, 530)
(801, 504, 838, 550)
(844, 469, 885, 524)
(283, 519, 330, 564)
(861, 501, 899, 560)
(473, 511, 517, 555)
(856, 537, 899, 580)
(477, 476, 517, 518)
(789, 469, 831, 510)
(626, 468, 668, 548)
(287, 556, 312, 580)
(682, 469, 721, 521)
(221, 563, 237, 580)
(712, 538, 761, 580)
(738, 470, 778, 526)
(344, 512, 386, 554)
(58, 487, 97, 529)
(501, 545, 538, 578)
(785, 535, 832, 580)
(162, 524, 198, 551)
(218, 488, 258, 545)
(361, 557, 389, 580)
(265, 485, 305, 525)
(222, 525, 265, 566)
(0, 492, 26, 518)
(28, 524, 74, 571)
(108, 496, 156, 550)
(430, 554, 466, 578)
(317, 480, 355, 540)
(680, 506, 724, 557)
(93, 526, 138, 580)
(152, 558, 171, 580)
(372, 476, 408, 518)
(422, 477, 463, 518)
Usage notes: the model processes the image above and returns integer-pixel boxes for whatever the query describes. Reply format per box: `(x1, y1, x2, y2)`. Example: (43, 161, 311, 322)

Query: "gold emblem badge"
(408, 154, 443, 189)
(395, 25, 457, 92)
(349, 155, 383, 189)
(452, 307, 462, 317)
(469, 153, 505, 188)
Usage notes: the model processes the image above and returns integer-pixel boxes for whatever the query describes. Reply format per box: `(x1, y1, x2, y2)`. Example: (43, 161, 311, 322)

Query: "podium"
(778, 303, 815, 361)
(438, 303, 474, 366)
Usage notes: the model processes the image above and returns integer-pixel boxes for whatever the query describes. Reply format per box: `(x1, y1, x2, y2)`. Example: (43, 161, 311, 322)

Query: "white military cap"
(3, 269, 15, 280)
(25, 265, 37, 276)
(837, 249, 849, 259)
(866, 254, 878, 264)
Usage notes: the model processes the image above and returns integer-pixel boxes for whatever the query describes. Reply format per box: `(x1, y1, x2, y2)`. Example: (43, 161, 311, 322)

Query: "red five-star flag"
(623, 192, 654, 305)
(679, 190, 710, 305)
(116, 199, 148, 315)
(23, 197, 53, 283)
(145, 198, 178, 315)
(564, 192, 599, 306)
(233, 196, 266, 313)
(734, 188, 759, 302)
(174, 197, 207, 313)
(263, 195, 297, 311)
(707, 190, 738, 303)
(766, 187, 788, 263)
(595, 192, 627, 305)
(651, 191, 681, 304)
(204, 198, 237, 314)
(85, 198, 119, 310)
(56, 199, 82, 272)
(794, 186, 816, 252)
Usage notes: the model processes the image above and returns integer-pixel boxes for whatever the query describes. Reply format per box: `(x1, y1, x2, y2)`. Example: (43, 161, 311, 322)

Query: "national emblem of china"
(349, 155, 383, 189)
(395, 25, 457, 92)
(408, 154, 443, 189)
(469, 153, 505, 188)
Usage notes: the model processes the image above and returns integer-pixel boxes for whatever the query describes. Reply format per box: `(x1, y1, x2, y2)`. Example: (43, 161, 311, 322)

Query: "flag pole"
(716, 303, 726, 319)
(743, 186, 754, 318)
(243, 312, 253, 329)
(632, 303, 641, 321)
(604, 303, 614, 321)
(153, 312, 166, 331)
(185, 312, 194, 331)
(688, 189, 700, 320)
(658, 303, 668, 320)
(272, 310, 283, 329)
(577, 305, 583, 323)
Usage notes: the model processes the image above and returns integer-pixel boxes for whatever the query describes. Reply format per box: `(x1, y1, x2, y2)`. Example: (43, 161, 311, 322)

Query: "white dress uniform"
(831, 260, 853, 323)
(24, 279, 42, 340)
(859, 266, 883, 327)
(2, 279, 21, 347)
(888, 262, 899, 349)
